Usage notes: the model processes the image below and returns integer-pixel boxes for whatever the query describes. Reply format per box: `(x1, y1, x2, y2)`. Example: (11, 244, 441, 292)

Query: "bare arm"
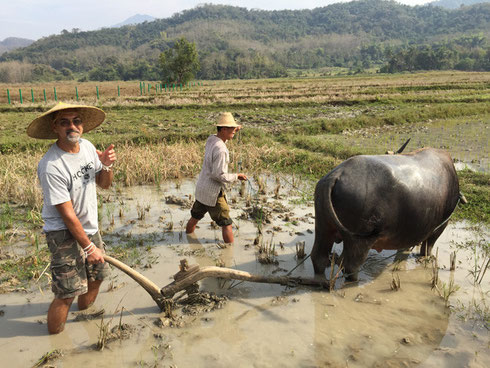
(55, 201, 104, 264)
(96, 168, 113, 189)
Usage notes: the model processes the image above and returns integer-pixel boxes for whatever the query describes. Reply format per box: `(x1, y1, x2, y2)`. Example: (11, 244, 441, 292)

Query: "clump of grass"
(274, 176, 281, 199)
(256, 235, 278, 265)
(295, 241, 306, 259)
(450, 251, 457, 271)
(390, 272, 401, 291)
(96, 315, 111, 351)
(431, 249, 439, 290)
(256, 176, 266, 195)
(33, 349, 63, 368)
(453, 234, 489, 285)
(437, 279, 461, 307)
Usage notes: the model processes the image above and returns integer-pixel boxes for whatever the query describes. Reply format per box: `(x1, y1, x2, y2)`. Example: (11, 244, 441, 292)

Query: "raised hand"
(96, 144, 116, 167)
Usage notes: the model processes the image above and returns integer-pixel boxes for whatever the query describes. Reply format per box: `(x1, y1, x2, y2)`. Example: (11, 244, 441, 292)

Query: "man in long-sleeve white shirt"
(186, 112, 247, 243)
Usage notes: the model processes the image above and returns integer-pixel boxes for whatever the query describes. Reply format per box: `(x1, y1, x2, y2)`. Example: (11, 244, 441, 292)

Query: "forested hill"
(1, 0, 489, 82)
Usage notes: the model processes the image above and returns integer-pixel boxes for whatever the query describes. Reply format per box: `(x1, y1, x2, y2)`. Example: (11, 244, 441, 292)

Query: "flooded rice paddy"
(0, 176, 488, 367)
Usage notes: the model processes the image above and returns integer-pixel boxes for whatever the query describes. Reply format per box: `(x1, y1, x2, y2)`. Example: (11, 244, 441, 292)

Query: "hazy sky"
(0, 0, 433, 41)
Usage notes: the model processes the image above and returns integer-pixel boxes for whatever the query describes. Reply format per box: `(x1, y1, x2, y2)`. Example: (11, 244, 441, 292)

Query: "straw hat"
(216, 112, 240, 128)
(27, 102, 106, 139)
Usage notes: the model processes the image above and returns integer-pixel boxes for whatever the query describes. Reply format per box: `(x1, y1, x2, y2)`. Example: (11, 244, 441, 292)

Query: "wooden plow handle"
(103, 254, 167, 310)
(161, 259, 330, 298)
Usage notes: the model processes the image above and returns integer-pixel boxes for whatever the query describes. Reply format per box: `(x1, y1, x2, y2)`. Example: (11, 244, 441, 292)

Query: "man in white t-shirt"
(186, 112, 247, 243)
(27, 102, 116, 334)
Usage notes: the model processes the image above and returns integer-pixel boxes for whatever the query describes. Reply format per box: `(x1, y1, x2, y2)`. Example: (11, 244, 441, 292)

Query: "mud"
(0, 177, 488, 367)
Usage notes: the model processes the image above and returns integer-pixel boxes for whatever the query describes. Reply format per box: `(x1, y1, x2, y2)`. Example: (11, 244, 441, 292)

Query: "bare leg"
(47, 297, 74, 334)
(222, 224, 234, 243)
(78, 280, 103, 310)
(186, 217, 199, 234)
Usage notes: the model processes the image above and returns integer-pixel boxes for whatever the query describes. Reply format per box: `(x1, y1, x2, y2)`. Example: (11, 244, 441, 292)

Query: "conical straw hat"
(216, 112, 240, 127)
(27, 102, 106, 139)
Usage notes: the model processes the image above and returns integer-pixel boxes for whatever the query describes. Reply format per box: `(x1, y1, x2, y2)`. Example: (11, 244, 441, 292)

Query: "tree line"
(0, 1, 489, 83)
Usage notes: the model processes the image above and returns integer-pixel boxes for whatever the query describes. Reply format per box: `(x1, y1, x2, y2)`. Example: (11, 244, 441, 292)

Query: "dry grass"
(1, 71, 489, 106)
(0, 151, 43, 209)
(0, 141, 285, 209)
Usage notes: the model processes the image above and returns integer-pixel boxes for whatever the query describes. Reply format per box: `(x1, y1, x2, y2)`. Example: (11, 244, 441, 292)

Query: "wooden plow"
(103, 255, 330, 310)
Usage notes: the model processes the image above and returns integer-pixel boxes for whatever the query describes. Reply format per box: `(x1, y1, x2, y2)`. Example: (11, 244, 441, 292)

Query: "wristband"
(82, 242, 95, 252)
(102, 163, 113, 172)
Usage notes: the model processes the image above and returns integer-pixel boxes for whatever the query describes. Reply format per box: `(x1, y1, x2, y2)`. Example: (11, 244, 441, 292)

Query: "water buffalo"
(312, 148, 462, 281)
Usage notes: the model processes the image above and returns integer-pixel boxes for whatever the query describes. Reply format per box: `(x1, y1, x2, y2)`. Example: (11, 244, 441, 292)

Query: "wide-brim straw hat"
(27, 102, 106, 139)
(216, 112, 240, 127)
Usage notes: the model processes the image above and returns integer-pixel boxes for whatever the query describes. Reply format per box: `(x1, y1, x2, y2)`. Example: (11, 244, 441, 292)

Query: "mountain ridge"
(111, 14, 156, 28)
(0, 37, 35, 55)
(0, 0, 488, 82)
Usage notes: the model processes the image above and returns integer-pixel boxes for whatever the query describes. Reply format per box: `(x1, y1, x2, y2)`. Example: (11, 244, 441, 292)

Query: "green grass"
(454, 170, 490, 224)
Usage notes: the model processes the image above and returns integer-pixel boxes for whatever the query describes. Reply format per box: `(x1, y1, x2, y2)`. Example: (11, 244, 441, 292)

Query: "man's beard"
(67, 131, 80, 143)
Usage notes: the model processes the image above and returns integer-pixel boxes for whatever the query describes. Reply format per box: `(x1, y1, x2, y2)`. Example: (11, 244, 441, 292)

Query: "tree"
(159, 37, 200, 84)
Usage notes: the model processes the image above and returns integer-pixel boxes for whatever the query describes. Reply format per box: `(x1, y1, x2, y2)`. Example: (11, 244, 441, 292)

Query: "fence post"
(54, 87, 57, 101)
(75, 86, 79, 101)
(43, 89, 47, 103)
(7, 89, 10, 104)
(19, 89, 23, 104)
(96, 86, 99, 100)
(31, 88, 34, 102)
(139, 81, 142, 96)
(180, 83, 182, 91)
(117, 85, 120, 97)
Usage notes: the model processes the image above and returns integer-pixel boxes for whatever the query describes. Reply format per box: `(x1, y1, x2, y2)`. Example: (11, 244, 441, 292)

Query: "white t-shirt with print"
(38, 138, 102, 234)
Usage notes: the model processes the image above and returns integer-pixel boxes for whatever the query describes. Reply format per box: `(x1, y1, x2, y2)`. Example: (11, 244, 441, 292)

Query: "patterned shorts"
(190, 192, 232, 226)
(46, 230, 110, 299)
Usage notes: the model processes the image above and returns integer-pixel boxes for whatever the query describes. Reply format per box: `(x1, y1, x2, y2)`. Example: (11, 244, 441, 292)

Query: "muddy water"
(0, 178, 488, 367)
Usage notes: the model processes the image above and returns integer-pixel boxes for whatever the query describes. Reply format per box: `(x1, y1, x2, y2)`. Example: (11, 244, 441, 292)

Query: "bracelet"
(82, 242, 95, 252)
(86, 246, 97, 257)
(102, 163, 113, 172)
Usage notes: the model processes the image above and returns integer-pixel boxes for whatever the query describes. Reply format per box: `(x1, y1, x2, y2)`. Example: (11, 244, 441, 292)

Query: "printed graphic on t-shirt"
(72, 161, 95, 186)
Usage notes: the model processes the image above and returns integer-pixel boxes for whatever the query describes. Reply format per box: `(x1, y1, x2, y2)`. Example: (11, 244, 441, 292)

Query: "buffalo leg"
(419, 223, 448, 257)
(341, 237, 371, 282)
(311, 227, 335, 275)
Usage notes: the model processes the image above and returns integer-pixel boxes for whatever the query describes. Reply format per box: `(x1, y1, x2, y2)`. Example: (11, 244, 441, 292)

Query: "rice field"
(0, 71, 489, 367)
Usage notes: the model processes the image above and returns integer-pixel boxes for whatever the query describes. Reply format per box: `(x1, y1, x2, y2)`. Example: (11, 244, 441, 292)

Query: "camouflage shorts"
(46, 230, 110, 299)
(190, 191, 232, 226)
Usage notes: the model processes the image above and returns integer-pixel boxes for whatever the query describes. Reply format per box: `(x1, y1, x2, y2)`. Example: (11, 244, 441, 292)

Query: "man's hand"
(238, 173, 247, 181)
(96, 144, 116, 167)
(86, 246, 105, 264)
